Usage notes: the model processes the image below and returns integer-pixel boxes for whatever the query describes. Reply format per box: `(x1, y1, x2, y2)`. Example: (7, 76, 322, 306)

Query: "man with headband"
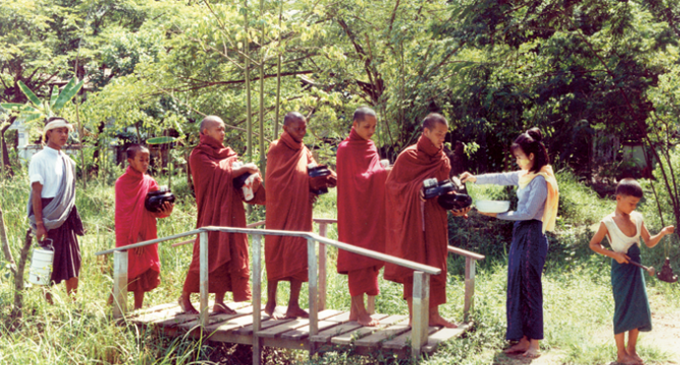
(28, 116, 84, 302)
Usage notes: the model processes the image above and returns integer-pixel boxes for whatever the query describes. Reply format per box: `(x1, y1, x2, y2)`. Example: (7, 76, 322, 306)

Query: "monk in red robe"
(115, 145, 173, 309)
(383, 113, 470, 328)
(265, 112, 336, 319)
(337, 107, 389, 326)
(180, 116, 265, 314)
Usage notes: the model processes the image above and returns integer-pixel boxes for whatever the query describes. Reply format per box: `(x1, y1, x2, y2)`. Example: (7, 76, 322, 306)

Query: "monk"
(179, 116, 265, 314)
(264, 111, 336, 319)
(336, 106, 388, 326)
(383, 113, 470, 328)
(114, 145, 173, 309)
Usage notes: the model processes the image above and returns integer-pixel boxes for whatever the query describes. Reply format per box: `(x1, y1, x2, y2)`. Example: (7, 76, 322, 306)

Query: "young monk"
(264, 111, 336, 319)
(383, 113, 470, 328)
(336, 106, 388, 326)
(179, 116, 265, 315)
(589, 178, 674, 364)
(114, 145, 173, 310)
(28, 117, 84, 302)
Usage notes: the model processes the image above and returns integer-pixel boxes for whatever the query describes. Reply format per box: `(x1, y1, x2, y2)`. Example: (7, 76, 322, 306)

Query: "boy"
(114, 145, 173, 309)
(589, 178, 674, 364)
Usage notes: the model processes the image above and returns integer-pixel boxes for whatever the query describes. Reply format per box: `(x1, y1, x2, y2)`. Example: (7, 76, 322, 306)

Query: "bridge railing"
(94, 218, 484, 362)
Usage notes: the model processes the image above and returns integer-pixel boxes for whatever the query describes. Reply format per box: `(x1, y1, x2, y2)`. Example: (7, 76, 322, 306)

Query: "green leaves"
(51, 77, 84, 112)
(17, 81, 42, 107)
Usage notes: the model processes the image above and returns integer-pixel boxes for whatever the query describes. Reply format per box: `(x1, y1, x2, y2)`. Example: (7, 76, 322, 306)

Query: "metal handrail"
(96, 220, 485, 363)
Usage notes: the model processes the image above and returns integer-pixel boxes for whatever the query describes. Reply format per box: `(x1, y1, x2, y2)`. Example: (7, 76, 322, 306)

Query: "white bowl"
(475, 200, 510, 213)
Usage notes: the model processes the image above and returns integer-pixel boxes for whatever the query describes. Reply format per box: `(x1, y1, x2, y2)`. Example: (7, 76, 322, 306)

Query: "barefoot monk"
(336, 107, 389, 327)
(179, 116, 265, 315)
(383, 113, 470, 328)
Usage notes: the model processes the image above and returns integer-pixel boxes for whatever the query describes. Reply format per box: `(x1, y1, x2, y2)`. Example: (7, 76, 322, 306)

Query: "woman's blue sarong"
(506, 220, 548, 341)
(611, 244, 652, 334)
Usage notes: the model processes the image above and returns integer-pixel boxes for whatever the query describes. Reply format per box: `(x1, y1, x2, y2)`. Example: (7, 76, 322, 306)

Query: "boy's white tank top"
(602, 211, 643, 253)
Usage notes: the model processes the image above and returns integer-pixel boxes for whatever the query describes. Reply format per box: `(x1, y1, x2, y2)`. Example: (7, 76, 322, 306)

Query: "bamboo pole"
(274, 0, 282, 139)
(245, 0, 253, 161)
(258, 0, 266, 175)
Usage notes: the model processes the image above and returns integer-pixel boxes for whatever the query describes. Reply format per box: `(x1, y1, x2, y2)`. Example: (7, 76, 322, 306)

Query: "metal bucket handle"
(40, 238, 54, 251)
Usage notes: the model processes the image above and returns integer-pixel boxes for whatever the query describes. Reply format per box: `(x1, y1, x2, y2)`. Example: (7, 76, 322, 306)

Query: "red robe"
(115, 166, 161, 292)
(264, 131, 315, 282)
(182, 134, 265, 300)
(337, 127, 388, 297)
(383, 134, 451, 307)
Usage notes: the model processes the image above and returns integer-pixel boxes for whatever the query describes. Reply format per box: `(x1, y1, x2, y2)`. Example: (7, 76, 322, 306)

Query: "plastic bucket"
(29, 241, 54, 286)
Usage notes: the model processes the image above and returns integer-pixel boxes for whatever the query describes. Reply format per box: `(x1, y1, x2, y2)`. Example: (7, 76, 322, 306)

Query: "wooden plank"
(421, 323, 469, 353)
(176, 305, 258, 331)
(128, 302, 180, 318)
(256, 310, 342, 339)
(464, 258, 475, 323)
(233, 310, 295, 336)
(309, 312, 390, 343)
(447, 245, 485, 261)
(252, 234, 263, 365)
(209, 312, 269, 333)
(354, 323, 411, 347)
(330, 315, 408, 345)
(382, 326, 439, 350)
(281, 311, 351, 341)
(129, 305, 183, 324)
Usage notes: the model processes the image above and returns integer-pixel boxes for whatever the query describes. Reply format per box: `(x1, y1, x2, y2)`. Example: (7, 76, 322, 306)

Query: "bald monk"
(179, 116, 265, 314)
(383, 113, 471, 328)
(264, 112, 336, 319)
(336, 107, 388, 327)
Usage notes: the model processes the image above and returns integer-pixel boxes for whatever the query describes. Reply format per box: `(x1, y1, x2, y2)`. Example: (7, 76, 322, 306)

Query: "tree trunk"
(1, 122, 15, 177)
(0, 205, 17, 275)
(10, 229, 33, 318)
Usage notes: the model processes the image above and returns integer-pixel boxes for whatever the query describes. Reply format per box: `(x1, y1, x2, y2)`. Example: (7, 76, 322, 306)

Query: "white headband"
(43, 119, 74, 138)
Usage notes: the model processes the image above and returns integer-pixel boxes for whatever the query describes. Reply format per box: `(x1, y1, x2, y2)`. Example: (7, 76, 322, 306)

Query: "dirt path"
(491, 309, 680, 365)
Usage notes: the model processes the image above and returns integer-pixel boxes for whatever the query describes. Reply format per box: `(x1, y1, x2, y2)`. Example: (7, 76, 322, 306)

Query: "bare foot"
(264, 301, 285, 320)
(178, 297, 198, 314)
(626, 350, 643, 364)
(285, 306, 309, 319)
(504, 339, 530, 354)
(429, 312, 457, 328)
(522, 348, 540, 359)
(356, 313, 379, 327)
(617, 353, 639, 365)
(213, 302, 236, 315)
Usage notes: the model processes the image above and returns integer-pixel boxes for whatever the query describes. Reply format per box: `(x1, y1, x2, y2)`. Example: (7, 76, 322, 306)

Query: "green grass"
(2, 167, 680, 364)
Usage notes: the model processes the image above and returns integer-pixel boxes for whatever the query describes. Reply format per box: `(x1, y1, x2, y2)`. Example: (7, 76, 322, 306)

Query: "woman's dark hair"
(510, 127, 549, 173)
(615, 178, 643, 198)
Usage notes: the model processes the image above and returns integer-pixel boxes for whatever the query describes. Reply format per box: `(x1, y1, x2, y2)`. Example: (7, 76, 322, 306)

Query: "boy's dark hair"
(616, 178, 643, 198)
(511, 127, 549, 173)
(126, 144, 149, 160)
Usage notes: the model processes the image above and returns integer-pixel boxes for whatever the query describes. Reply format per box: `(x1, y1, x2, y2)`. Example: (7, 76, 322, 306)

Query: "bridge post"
(199, 231, 209, 328)
(464, 257, 476, 323)
(112, 250, 128, 318)
(252, 234, 263, 365)
(411, 271, 430, 360)
(307, 237, 318, 358)
(318, 223, 327, 311)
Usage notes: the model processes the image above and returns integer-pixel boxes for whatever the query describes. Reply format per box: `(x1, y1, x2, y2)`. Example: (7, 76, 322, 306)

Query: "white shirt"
(602, 211, 643, 253)
(28, 146, 76, 198)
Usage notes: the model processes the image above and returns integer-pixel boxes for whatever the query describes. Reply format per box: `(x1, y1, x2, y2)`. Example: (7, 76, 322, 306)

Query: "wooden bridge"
(95, 219, 485, 364)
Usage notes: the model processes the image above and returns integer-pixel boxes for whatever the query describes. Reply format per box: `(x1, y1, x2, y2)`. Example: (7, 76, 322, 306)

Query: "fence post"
(318, 223, 327, 311)
(411, 271, 429, 360)
(112, 250, 128, 318)
(464, 257, 476, 323)
(199, 231, 209, 328)
(252, 234, 262, 365)
(307, 237, 318, 358)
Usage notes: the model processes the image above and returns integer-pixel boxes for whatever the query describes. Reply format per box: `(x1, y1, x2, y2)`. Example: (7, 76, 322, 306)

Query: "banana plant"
(1, 77, 85, 127)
